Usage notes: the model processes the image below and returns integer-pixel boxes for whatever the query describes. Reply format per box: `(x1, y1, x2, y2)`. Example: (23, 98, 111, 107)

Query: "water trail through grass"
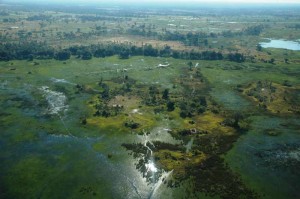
(143, 130, 155, 156)
(39, 86, 70, 134)
(125, 176, 143, 199)
(50, 77, 76, 85)
(58, 114, 71, 135)
(139, 130, 175, 199)
(148, 170, 173, 199)
(185, 138, 194, 153)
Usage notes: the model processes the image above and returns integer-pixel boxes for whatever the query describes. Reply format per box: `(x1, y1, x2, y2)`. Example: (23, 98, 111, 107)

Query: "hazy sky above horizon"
(3, 0, 300, 4)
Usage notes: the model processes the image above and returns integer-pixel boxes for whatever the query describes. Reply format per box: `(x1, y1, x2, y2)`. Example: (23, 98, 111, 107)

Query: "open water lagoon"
(260, 39, 300, 51)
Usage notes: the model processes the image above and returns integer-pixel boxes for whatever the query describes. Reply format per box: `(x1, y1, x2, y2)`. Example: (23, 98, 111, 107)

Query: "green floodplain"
(0, 2, 300, 199)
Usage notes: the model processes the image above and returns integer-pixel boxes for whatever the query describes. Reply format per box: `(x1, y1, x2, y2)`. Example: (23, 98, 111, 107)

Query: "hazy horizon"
(2, 0, 300, 4)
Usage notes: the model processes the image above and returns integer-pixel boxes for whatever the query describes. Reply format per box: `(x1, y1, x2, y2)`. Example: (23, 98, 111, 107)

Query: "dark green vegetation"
(1, 2, 300, 199)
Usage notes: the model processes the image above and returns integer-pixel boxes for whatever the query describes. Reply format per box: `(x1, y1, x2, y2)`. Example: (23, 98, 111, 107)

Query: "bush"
(55, 50, 71, 61)
(167, 101, 175, 111)
(124, 120, 140, 129)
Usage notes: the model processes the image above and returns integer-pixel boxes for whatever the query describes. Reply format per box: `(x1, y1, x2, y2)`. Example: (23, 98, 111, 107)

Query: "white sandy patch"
(40, 86, 68, 115)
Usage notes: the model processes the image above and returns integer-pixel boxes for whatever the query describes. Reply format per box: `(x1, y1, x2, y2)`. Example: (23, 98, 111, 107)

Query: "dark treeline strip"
(286, 24, 300, 29)
(0, 41, 245, 62)
(78, 15, 133, 22)
(87, 24, 264, 46)
(26, 14, 52, 21)
(122, 25, 264, 46)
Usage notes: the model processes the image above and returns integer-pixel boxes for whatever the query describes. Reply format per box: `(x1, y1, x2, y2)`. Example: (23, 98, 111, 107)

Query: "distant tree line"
(78, 15, 131, 22)
(0, 41, 245, 62)
(126, 25, 265, 46)
(26, 14, 52, 21)
(0, 41, 54, 61)
(286, 24, 300, 29)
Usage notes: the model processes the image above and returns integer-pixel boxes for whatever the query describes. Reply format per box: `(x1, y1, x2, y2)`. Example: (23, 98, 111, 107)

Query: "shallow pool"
(260, 39, 300, 51)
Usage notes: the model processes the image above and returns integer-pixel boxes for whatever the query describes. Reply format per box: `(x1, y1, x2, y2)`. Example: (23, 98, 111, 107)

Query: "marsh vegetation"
(0, 2, 300, 199)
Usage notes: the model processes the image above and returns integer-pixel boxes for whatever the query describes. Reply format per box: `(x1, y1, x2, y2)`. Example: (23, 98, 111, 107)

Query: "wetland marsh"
(0, 1, 300, 199)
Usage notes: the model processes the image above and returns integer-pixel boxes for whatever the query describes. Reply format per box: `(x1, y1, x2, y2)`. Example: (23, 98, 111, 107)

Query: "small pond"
(260, 39, 300, 51)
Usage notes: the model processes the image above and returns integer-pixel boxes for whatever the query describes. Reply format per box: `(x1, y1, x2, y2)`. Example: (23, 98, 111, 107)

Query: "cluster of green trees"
(0, 41, 245, 62)
(243, 25, 265, 36)
(92, 81, 124, 117)
(286, 23, 300, 30)
(26, 14, 52, 21)
(245, 80, 276, 106)
(140, 67, 209, 118)
(0, 41, 54, 61)
(228, 52, 245, 63)
(178, 96, 207, 118)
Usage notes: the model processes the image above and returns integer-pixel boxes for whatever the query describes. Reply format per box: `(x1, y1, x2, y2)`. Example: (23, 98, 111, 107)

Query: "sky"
(2, 0, 300, 3)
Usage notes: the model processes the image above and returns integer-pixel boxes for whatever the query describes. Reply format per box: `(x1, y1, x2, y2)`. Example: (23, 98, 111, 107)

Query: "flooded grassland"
(1, 3, 300, 199)
(0, 55, 299, 199)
